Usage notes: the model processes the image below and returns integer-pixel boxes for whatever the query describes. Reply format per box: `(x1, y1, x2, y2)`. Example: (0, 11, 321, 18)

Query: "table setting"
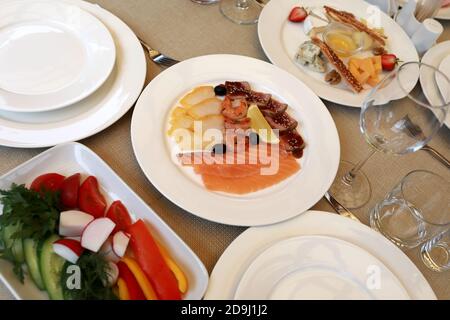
(0, 0, 449, 301)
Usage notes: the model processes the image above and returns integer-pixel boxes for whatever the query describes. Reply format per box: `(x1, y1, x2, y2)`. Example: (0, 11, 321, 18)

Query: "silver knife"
(324, 192, 361, 222)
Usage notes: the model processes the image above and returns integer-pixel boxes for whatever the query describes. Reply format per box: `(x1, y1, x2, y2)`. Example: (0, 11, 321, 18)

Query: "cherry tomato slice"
(78, 176, 106, 218)
(106, 201, 132, 233)
(30, 173, 65, 193)
(60, 173, 81, 209)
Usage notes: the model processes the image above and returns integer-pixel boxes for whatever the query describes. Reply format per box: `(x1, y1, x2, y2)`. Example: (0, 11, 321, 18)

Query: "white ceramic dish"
(0, 142, 209, 300)
(420, 40, 450, 128)
(131, 54, 340, 227)
(258, 0, 419, 107)
(0, 0, 116, 112)
(205, 211, 436, 300)
(234, 235, 409, 300)
(436, 6, 450, 20)
(0, 0, 146, 148)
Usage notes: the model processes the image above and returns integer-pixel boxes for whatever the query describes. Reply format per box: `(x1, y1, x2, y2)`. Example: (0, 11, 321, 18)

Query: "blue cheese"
(295, 41, 327, 73)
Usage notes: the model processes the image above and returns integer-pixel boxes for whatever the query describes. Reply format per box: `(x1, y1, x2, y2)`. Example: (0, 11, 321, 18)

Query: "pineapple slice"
(180, 86, 215, 108)
(187, 98, 222, 119)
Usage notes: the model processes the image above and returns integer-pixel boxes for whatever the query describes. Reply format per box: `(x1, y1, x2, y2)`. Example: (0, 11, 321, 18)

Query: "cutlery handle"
(423, 146, 450, 169)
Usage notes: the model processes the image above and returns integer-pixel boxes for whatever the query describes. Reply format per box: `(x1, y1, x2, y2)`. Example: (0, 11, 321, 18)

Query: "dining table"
(0, 0, 449, 300)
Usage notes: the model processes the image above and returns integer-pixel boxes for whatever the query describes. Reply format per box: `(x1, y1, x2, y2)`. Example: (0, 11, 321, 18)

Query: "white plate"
(0, 142, 209, 300)
(420, 40, 450, 128)
(0, 0, 146, 148)
(205, 211, 436, 300)
(234, 235, 409, 300)
(436, 6, 450, 20)
(131, 54, 340, 227)
(258, 0, 419, 107)
(0, 0, 116, 112)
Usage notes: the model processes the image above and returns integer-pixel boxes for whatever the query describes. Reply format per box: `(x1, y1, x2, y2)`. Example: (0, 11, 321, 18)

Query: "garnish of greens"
(61, 253, 118, 300)
(0, 184, 61, 281)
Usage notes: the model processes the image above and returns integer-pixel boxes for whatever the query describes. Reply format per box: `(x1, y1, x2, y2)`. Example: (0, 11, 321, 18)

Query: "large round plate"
(0, 0, 146, 148)
(258, 0, 419, 107)
(420, 40, 450, 128)
(131, 54, 340, 226)
(436, 6, 450, 20)
(234, 235, 409, 300)
(0, 0, 116, 112)
(205, 211, 436, 299)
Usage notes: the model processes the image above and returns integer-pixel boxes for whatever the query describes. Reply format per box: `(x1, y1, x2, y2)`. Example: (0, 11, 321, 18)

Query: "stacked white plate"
(0, 0, 146, 147)
(205, 211, 436, 300)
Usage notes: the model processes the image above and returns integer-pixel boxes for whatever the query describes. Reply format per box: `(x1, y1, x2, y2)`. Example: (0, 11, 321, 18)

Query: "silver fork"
(400, 115, 450, 169)
(138, 37, 179, 67)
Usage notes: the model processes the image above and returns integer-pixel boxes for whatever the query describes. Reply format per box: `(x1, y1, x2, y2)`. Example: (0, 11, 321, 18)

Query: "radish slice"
(53, 239, 84, 264)
(112, 231, 130, 258)
(103, 262, 119, 287)
(81, 218, 116, 252)
(59, 210, 94, 237)
(99, 238, 120, 262)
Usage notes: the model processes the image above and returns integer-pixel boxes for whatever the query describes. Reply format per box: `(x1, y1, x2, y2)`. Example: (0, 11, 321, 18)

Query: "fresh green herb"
(61, 253, 118, 300)
(0, 184, 60, 241)
(0, 237, 24, 283)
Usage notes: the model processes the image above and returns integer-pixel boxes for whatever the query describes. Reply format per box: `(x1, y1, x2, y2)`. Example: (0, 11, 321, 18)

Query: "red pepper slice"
(127, 220, 181, 300)
(78, 176, 106, 218)
(117, 261, 146, 300)
(106, 201, 132, 233)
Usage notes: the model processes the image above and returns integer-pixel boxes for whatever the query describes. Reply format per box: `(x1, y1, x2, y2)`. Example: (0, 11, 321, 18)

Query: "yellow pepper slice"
(122, 257, 158, 300)
(156, 241, 189, 294)
(117, 278, 130, 300)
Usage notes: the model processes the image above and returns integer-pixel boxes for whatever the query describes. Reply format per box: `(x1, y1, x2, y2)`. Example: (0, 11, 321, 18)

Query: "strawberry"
(381, 54, 400, 71)
(288, 7, 308, 23)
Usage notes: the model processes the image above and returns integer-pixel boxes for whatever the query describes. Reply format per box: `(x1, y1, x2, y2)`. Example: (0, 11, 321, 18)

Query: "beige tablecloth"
(0, 0, 449, 300)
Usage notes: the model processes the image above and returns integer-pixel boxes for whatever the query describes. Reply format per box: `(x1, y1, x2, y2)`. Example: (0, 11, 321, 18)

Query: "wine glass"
(220, 0, 264, 25)
(329, 62, 450, 209)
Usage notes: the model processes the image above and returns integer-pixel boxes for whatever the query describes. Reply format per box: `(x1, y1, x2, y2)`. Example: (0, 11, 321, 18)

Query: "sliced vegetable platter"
(0, 143, 208, 300)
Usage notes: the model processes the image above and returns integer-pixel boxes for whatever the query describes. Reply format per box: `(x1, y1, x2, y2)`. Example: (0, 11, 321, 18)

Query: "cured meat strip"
(311, 37, 363, 93)
(260, 99, 288, 117)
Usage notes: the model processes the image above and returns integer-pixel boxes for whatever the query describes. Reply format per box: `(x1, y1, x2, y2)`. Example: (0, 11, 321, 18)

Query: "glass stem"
(236, 0, 249, 9)
(342, 149, 377, 185)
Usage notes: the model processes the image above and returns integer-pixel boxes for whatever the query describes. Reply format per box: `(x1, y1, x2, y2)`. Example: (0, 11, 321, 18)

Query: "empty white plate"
(0, 0, 116, 112)
(234, 235, 410, 300)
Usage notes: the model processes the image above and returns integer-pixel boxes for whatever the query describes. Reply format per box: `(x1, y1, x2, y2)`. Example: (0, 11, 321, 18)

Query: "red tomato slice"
(30, 173, 65, 193)
(128, 220, 181, 300)
(106, 201, 132, 233)
(60, 173, 81, 209)
(78, 176, 106, 218)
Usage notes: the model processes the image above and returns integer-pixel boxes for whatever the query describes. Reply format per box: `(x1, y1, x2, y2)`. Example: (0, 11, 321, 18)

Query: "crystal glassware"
(191, 0, 220, 4)
(421, 230, 450, 272)
(328, 62, 450, 209)
(370, 170, 450, 249)
(220, 0, 263, 25)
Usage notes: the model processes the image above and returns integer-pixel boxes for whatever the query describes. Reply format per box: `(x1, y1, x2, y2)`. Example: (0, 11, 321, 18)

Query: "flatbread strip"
(312, 37, 363, 93)
(324, 6, 387, 46)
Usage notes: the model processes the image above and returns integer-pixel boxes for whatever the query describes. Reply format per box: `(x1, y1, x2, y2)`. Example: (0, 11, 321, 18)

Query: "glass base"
(328, 160, 372, 209)
(420, 243, 450, 272)
(220, 0, 262, 25)
(191, 0, 220, 4)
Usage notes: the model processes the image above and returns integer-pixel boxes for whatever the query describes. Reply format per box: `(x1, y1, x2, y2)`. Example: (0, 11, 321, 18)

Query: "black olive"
(212, 143, 227, 154)
(248, 132, 260, 145)
(214, 84, 227, 96)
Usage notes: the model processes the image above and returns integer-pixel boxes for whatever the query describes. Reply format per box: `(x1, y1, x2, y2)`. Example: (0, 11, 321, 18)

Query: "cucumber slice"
(39, 235, 65, 300)
(2, 224, 24, 263)
(23, 238, 45, 290)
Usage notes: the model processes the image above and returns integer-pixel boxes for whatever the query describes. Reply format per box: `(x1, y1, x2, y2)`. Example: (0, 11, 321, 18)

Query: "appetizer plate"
(0, 0, 116, 112)
(436, 6, 450, 20)
(131, 54, 340, 227)
(0, 143, 209, 300)
(234, 236, 409, 300)
(258, 0, 419, 107)
(205, 211, 436, 300)
(420, 40, 450, 128)
(0, 0, 146, 148)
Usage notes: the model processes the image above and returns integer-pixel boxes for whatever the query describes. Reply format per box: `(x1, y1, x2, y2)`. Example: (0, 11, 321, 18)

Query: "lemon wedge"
(247, 104, 279, 144)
